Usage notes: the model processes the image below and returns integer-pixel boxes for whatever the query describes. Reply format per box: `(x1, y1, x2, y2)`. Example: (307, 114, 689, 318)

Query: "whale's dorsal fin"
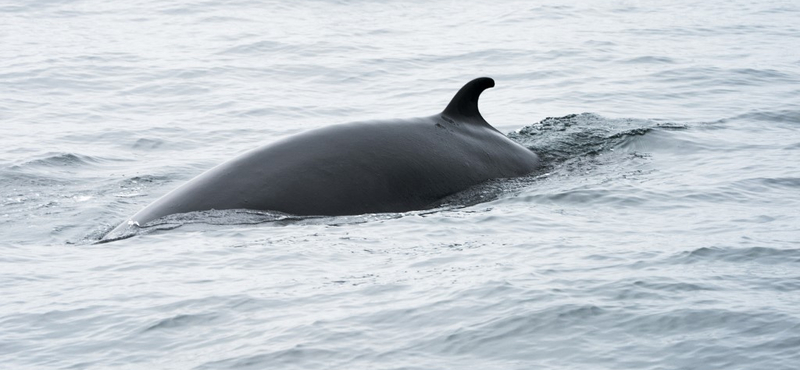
(442, 77, 495, 123)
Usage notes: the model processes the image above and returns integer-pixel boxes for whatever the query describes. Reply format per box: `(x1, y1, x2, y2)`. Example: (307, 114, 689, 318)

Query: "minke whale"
(107, 77, 541, 236)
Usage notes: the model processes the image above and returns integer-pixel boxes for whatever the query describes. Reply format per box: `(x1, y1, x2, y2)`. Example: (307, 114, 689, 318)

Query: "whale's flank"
(105, 77, 541, 239)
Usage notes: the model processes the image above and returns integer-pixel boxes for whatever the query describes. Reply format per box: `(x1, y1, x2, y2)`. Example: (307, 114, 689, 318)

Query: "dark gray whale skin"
(107, 77, 540, 235)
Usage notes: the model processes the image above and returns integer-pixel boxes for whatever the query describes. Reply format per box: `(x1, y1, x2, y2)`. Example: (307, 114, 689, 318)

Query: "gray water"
(2, 0, 800, 369)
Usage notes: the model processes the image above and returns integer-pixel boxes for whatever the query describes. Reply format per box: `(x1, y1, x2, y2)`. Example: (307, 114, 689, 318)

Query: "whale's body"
(108, 78, 540, 236)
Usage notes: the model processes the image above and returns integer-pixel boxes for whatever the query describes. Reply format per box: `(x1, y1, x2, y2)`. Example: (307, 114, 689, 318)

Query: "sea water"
(1, 0, 799, 369)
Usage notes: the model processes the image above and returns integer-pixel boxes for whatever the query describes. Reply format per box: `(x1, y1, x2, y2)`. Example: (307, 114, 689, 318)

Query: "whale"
(106, 77, 541, 237)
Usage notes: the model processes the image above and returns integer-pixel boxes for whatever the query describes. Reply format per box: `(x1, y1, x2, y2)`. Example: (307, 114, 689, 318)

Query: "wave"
(727, 109, 800, 124)
(508, 113, 686, 162)
(0, 169, 72, 187)
(98, 209, 306, 242)
(144, 313, 220, 332)
(674, 246, 800, 264)
(12, 152, 103, 169)
(622, 56, 677, 64)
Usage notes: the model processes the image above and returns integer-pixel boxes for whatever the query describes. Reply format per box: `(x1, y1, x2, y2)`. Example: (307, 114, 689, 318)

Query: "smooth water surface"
(2, 0, 799, 369)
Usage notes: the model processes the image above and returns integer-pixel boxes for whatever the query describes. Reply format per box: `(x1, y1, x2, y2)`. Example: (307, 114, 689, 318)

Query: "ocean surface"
(2, 0, 799, 369)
